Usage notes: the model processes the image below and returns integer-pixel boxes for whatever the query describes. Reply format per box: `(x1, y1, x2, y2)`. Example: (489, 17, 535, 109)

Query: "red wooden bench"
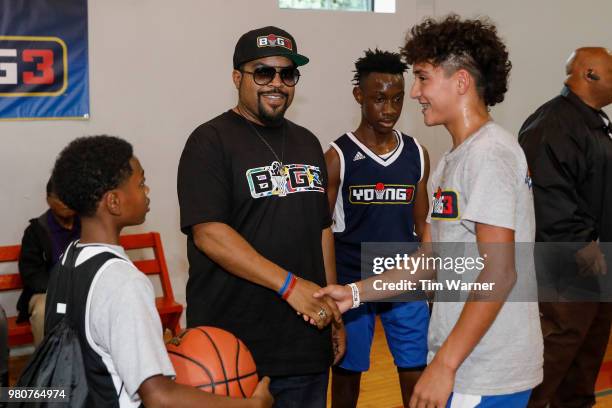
(0, 232, 183, 348)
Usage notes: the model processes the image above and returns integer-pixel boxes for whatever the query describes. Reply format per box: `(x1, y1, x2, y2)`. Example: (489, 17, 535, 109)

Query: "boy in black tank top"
(47, 135, 272, 408)
(325, 49, 431, 408)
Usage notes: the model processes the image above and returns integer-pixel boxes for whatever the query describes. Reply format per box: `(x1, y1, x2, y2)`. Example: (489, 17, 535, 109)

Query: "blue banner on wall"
(0, 0, 89, 120)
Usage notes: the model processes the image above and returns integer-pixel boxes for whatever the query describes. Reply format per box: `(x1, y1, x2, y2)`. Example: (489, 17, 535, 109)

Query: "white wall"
(1, 0, 610, 319)
(434, 0, 612, 132)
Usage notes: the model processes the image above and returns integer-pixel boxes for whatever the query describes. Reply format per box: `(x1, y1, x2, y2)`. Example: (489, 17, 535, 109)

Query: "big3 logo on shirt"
(246, 161, 324, 198)
(431, 187, 459, 220)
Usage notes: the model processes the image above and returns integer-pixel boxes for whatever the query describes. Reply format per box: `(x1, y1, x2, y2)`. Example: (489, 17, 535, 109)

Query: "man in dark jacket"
(17, 178, 80, 345)
(519, 47, 612, 408)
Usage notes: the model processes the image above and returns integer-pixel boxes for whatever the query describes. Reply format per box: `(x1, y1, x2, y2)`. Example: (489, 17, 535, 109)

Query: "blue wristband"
(278, 272, 293, 296)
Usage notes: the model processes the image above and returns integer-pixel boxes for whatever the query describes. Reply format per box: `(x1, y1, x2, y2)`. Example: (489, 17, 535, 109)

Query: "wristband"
(278, 272, 294, 296)
(282, 275, 298, 300)
(347, 283, 361, 309)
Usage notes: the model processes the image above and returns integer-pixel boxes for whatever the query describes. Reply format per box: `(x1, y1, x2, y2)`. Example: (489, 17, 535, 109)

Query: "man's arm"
(322, 146, 346, 362)
(139, 375, 272, 408)
(322, 147, 341, 294)
(322, 227, 337, 287)
(413, 146, 430, 239)
(193, 223, 336, 329)
(314, 224, 435, 312)
(520, 120, 594, 242)
(321, 225, 346, 364)
(520, 120, 605, 274)
(409, 223, 517, 408)
(324, 147, 341, 216)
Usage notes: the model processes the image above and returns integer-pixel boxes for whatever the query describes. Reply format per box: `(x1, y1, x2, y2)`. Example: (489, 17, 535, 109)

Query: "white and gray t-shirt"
(77, 244, 176, 407)
(426, 122, 543, 395)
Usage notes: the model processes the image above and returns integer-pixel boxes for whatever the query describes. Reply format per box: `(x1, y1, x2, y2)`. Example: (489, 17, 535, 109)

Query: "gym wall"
(0, 0, 610, 320)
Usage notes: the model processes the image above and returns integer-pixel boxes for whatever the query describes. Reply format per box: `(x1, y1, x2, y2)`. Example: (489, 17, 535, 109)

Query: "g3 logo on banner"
(0, 36, 67, 97)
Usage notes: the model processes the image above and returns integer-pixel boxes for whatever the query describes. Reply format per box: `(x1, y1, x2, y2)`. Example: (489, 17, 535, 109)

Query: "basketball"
(166, 326, 259, 397)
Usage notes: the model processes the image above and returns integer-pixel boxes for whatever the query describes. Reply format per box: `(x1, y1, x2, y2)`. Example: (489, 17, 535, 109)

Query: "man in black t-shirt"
(177, 26, 344, 407)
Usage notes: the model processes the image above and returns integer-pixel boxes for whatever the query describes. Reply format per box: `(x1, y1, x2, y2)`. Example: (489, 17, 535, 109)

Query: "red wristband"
(282, 275, 298, 300)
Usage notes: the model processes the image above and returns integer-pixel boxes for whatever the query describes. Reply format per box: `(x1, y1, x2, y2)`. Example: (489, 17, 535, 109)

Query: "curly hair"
(51, 135, 133, 217)
(402, 14, 511, 106)
(353, 48, 408, 86)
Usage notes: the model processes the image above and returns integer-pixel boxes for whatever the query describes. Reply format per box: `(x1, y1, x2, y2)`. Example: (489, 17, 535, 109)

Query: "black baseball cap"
(233, 26, 309, 69)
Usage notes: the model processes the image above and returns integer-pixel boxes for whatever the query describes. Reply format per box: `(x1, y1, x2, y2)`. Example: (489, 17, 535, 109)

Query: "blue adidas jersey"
(331, 130, 424, 280)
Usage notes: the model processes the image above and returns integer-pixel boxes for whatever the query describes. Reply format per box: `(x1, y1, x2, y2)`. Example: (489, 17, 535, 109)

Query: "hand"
(576, 241, 607, 276)
(314, 284, 353, 313)
(250, 376, 274, 408)
(285, 278, 336, 329)
(299, 295, 344, 327)
(331, 319, 346, 365)
(409, 358, 455, 408)
(163, 328, 174, 344)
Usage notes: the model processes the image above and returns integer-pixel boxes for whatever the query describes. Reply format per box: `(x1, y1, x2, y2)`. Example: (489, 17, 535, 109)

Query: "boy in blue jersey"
(317, 17, 543, 408)
(325, 49, 431, 408)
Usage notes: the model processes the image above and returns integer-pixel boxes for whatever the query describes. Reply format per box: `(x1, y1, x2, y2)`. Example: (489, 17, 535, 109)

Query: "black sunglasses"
(240, 66, 301, 87)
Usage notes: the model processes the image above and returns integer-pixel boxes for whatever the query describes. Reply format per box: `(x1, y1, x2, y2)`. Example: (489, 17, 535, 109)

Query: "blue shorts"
(446, 389, 532, 407)
(338, 301, 429, 372)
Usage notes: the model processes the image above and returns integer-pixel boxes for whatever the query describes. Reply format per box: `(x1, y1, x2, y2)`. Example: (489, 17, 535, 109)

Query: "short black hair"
(402, 14, 511, 106)
(46, 177, 54, 196)
(51, 135, 133, 217)
(352, 48, 408, 86)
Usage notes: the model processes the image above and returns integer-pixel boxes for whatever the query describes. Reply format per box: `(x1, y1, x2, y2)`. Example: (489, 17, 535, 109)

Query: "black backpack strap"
(66, 249, 124, 321)
(46, 243, 125, 330)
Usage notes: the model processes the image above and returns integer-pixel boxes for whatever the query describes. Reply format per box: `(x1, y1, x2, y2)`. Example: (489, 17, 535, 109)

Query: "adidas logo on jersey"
(353, 151, 366, 161)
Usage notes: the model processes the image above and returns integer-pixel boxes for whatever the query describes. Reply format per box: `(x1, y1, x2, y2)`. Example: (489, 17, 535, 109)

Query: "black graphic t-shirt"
(177, 110, 332, 376)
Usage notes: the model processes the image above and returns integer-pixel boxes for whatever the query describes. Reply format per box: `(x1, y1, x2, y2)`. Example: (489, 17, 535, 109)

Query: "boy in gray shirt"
(426, 122, 542, 398)
(317, 15, 543, 407)
(47, 135, 272, 408)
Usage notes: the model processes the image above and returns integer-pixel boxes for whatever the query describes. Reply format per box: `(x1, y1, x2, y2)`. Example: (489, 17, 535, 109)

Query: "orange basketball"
(166, 326, 258, 397)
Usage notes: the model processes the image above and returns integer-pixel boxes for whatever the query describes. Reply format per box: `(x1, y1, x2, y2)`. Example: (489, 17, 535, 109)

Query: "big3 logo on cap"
(257, 34, 293, 51)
